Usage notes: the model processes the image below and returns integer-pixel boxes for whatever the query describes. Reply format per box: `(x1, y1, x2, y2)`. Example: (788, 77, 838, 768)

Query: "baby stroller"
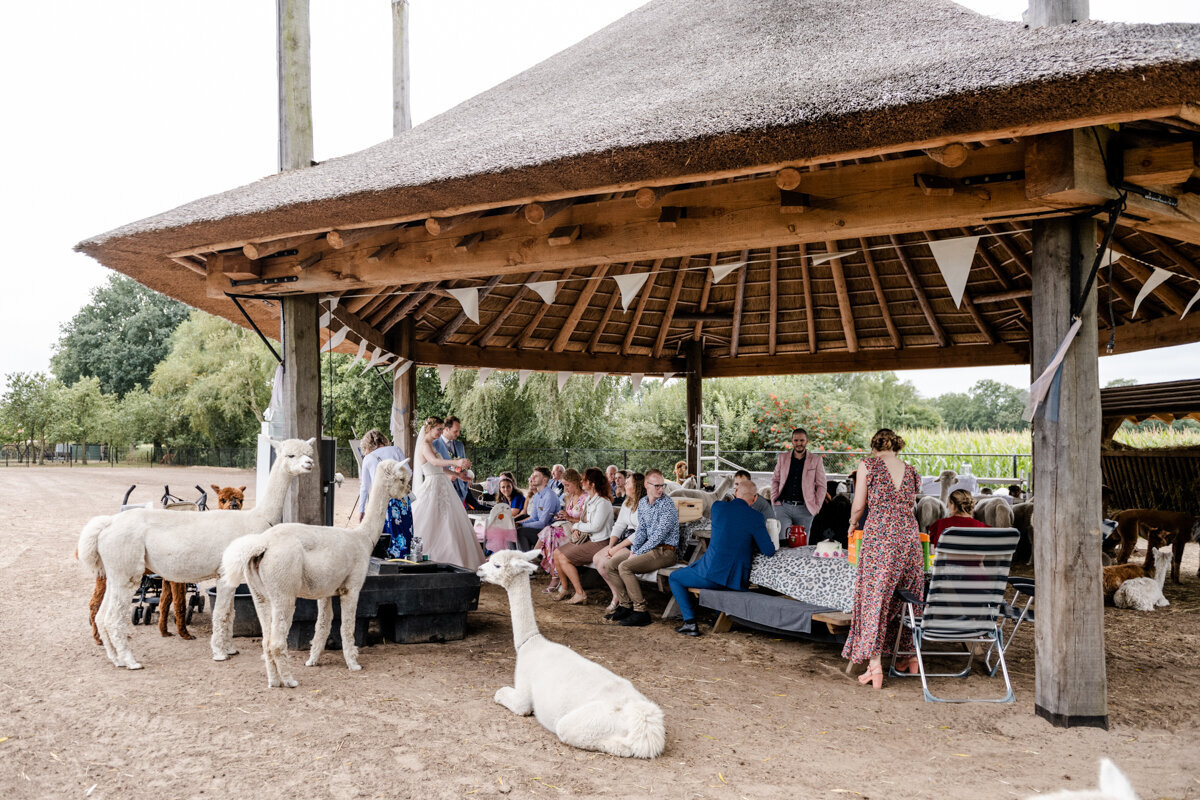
(125, 485, 209, 626)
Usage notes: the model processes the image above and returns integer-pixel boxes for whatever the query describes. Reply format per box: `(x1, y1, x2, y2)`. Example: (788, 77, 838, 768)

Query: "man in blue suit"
(433, 416, 473, 506)
(668, 478, 777, 636)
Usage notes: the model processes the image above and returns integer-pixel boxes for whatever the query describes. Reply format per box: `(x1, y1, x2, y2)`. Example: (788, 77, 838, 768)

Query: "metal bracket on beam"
(225, 293, 283, 364)
(229, 275, 300, 288)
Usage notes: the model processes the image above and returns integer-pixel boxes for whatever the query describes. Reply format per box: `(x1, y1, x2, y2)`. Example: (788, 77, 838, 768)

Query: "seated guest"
(606, 464, 620, 492)
(516, 466, 561, 550)
(553, 468, 614, 605)
(668, 479, 777, 636)
(497, 473, 525, 512)
(927, 489, 986, 547)
(980, 486, 994, 495)
(1008, 483, 1024, 501)
(771, 427, 827, 532)
(604, 468, 680, 627)
(611, 470, 628, 509)
(594, 473, 643, 615)
(548, 464, 566, 496)
(542, 469, 585, 595)
(732, 469, 772, 521)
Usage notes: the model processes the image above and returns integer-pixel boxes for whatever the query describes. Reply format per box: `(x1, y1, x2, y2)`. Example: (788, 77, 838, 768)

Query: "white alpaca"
(1114, 547, 1172, 612)
(1024, 758, 1138, 799)
(974, 495, 1016, 528)
(476, 550, 666, 758)
(77, 438, 315, 669)
(668, 487, 715, 516)
(220, 459, 411, 688)
(914, 469, 956, 532)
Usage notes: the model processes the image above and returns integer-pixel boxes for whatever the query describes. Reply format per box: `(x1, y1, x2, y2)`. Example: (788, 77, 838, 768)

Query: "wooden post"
(1025, 0, 1088, 27)
(277, 0, 313, 171)
(685, 340, 703, 480)
(394, 318, 419, 459)
(391, 0, 411, 134)
(281, 295, 323, 524)
(1031, 216, 1107, 728)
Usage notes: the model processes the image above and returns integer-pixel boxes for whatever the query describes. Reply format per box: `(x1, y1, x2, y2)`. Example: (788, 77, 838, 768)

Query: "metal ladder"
(697, 422, 751, 479)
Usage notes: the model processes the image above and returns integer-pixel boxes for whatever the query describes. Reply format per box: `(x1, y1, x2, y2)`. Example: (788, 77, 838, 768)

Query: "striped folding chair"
(888, 526, 1020, 703)
(985, 576, 1034, 677)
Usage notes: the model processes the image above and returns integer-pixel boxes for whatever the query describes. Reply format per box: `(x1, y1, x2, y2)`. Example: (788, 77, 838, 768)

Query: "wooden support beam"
(775, 168, 802, 191)
(170, 256, 207, 276)
(768, 247, 779, 356)
(342, 289, 379, 315)
(454, 231, 484, 253)
(890, 234, 949, 347)
(413, 341, 680, 375)
(518, 269, 574, 347)
(654, 258, 688, 358)
(779, 190, 811, 214)
(367, 239, 403, 263)
(1137, 231, 1200, 281)
(392, 319, 418, 457)
(331, 303, 390, 354)
(590, 264, 631, 353)
(692, 254, 716, 339)
(1031, 215, 1108, 729)
(327, 225, 393, 250)
(622, 263, 660, 356)
(826, 242, 858, 353)
(378, 281, 437, 333)
(634, 186, 674, 208)
(352, 287, 396, 321)
(280, 294, 322, 525)
(474, 272, 541, 347)
(425, 210, 484, 236)
(1122, 141, 1195, 188)
(923, 143, 968, 168)
(412, 291, 445, 323)
(860, 240, 901, 349)
(364, 287, 409, 327)
(801, 243, 816, 354)
(523, 198, 574, 225)
(211, 251, 262, 282)
(975, 288, 1033, 304)
(914, 173, 956, 197)
(704, 342, 1030, 378)
(553, 266, 608, 352)
(435, 274, 503, 344)
(243, 233, 320, 260)
(685, 340, 702, 478)
(730, 250, 748, 357)
(1103, 305, 1200, 354)
(657, 206, 685, 227)
(548, 225, 581, 246)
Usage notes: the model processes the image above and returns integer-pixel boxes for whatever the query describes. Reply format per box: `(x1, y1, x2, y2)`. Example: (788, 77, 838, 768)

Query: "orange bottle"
(849, 530, 864, 565)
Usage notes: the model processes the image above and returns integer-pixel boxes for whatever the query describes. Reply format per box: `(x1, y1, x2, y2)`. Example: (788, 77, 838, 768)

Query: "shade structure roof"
(77, 0, 1200, 376)
(1100, 378, 1200, 425)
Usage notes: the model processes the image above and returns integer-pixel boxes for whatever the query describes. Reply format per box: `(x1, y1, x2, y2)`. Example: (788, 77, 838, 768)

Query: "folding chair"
(888, 526, 1020, 703)
(985, 576, 1034, 677)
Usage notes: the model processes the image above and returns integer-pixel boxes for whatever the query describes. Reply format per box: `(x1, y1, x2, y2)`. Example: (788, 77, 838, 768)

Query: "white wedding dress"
(412, 449, 484, 570)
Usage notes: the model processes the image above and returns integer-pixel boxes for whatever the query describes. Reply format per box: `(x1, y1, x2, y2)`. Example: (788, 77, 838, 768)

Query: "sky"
(1, 0, 1197, 400)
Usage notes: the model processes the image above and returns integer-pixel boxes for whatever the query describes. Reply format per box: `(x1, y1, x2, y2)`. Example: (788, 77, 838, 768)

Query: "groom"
(435, 416, 487, 511)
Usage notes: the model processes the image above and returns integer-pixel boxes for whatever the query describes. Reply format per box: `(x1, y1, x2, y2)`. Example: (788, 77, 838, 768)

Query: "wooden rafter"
(692, 253, 716, 339)
(435, 274, 504, 344)
(654, 257, 688, 359)
(331, 304, 389, 354)
(552, 265, 609, 352)
(923, 232, 995, 345)
(801, 243, 816, 354)
(826, 241, 858, 353)
(859, 239, 901, 349)
(519, 269, 574, 347)
(986, 224, 1033, 277)
(889, 233, 949, 347)
(622, 262, 661, 356)
(730, 250, 749, 357)
(768, 247, 779, 355)
(364, 288, 410, 327)
(473, 271, 541, 347)
(589, 264, 633, 353)
(1139, 231, 1200, 281)
(378, 281, 437, 333)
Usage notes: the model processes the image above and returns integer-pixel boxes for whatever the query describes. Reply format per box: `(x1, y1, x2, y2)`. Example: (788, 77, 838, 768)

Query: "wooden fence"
(1101, 448, 1200, 515)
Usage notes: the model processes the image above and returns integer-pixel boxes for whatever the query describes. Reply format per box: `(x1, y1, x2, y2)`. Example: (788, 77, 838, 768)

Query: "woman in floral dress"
(843, 429, 925, 689)
(541, 468, 585, 596)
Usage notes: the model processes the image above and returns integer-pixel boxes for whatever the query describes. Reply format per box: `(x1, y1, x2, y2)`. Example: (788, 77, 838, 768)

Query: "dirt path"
(1, 465, 1197, 799)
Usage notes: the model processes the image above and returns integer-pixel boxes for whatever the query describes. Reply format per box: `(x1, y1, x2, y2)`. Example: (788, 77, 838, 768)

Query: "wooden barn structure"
(79, 0, 1200, 727)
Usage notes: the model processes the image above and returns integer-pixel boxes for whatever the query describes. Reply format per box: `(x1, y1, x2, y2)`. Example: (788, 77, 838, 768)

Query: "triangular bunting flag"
(810, 250, 857, 267)
(437, 364, 454, 390)
(613, 272, 650, 311)
(928, 236, 979, 308)
(662, 372, 675, 382)
(710, 261, 745, 284)
(526, 280, 558, 304)
(322, 326, 349, 353)
(1023, 317, 1083, 422)
(353, 337, 369, 365)
(557, 371, 571, 392)
(319, 309, 332, 329)
(446, 287, 481, 324)
(326, 296, 339, 312)
(394, 360, 413, 377)
(1182, 286, 1200, 320)
(630, 373, 644, 395)
(518, 369, 532, 389)
(477, 367, 493, 386)
(389, 403, 404, 444)
(1131, 267, 1172, 319)
(593, 372, 606, 388)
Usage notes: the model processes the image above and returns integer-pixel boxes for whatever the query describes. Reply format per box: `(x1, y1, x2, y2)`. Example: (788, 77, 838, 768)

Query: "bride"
(411, 416, 485, 570)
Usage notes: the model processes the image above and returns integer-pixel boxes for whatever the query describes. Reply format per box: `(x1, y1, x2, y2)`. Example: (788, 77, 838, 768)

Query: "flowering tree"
(749, 393, 863, 454)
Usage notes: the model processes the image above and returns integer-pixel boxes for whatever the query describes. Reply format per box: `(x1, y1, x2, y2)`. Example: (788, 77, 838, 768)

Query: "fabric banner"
(477, 367, 493, 386)
(709, 260, 745, 284)
(322, 326, 348, 353)
(518, 369, 532, 388)
(437, 364, 454, 390)
(526, 280, 558, 304)
(318, 308, 332, 329)
(810, 250, 857, 267)
(361, 347, 387, 374)
(662, 372, 675, 382)
(352, 337, 369, 365)
(928, 236, 979, 308)
(394, 360, 412, 377)
(389, 403, 404, 444)
(446, 287, 481, 323)
(613, 272, 650, 311)
(557, 371, 571, 391)
(630, 373, 644, 395)
(593, 371, 606, 387)
(1182, 286, 1200, 320)
(1131, 267, 1172, 319)
(1023, 317, 1084, 422)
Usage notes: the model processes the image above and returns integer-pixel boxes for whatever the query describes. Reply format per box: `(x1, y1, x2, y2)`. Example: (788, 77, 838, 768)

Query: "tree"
(1, 372, 57, 463)
(932, 380, 1028, 431)
(56, 377, 115, 463)
(51, 275, 189, 398)
(112, 386, 173, 455)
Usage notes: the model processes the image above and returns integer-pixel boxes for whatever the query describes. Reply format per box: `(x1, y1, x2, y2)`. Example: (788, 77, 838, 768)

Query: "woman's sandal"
(553, 588, 570, 601)
(857, 663, 884, 689)
(894, 657, 920, 675)
(542, 583, 560, 595)
(566, 593, 588, 605)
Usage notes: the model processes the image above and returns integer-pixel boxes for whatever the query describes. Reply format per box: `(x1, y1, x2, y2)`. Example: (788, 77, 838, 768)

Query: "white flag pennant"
(557, 371, 571, 391)
(593, 371, 607, 388)
(360, 347, 388, 375)
(630, 373, 644, 395)
(394, 360, 413, 377)
(1182, 286, 1200, 320)
(322, 326, 349, 353)
(320, 295, 340, 312)
(437, 364, 454, 390)
(389, 403, 404, 444)
(709, 260, 745, 284)
(662, 372, 676, 382)
(351, 337, 369, 366)
(319, 309, 332, 329)
(518, 369, 532, 389)
(928, 236, 979, 308)
(613, 272, 650, 311)
(526, 280, 558, 305)
(810, 250, 857, 267)
(1023, 317, 1084, 422)
(1131, 267, 1173, 319)
(447, 287, 481, 324)
(477, 367, 493, 386)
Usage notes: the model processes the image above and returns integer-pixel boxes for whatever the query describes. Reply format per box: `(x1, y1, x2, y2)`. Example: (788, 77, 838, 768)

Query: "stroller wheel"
(132, 606, 142, 625)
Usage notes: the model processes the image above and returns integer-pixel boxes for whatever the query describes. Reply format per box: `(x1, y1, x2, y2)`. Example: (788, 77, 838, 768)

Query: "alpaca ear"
(269, 438, 282, 451)
(1097, 760, 1136, 800)
(306, 437, 317, 447)
(521, 549, 542, 564)
(211, 484, 220, 493)
(238, 486, 246, 493)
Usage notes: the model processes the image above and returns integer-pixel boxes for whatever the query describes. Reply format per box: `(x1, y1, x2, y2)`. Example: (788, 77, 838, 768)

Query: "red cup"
(787, 525, 807, 547)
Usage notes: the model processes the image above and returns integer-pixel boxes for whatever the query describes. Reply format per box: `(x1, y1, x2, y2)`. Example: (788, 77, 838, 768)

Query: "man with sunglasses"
(604, 468, 680, 627)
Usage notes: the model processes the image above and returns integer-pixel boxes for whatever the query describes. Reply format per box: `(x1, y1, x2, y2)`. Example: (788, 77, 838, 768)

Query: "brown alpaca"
(1102, 563, 1151, 599)
(85, 485, 246, 645)
(1108, 508, 1198, 583)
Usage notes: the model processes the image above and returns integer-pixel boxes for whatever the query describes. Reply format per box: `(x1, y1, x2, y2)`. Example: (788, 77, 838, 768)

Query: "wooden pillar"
(1031, 217, 1107, 728)
(281, 295, 323, 524)
(391, 0, 412, 134)
(276, 0, 313, 171)
(685, 340, 703, 479)
(394, 318, 419, 459)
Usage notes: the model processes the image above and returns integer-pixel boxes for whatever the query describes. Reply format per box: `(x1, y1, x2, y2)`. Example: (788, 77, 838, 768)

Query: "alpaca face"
(271, 437, 316, 476)
(476, 549, 539, 586)
(211, 485, 246, 510)
(376, 460, 413, 499)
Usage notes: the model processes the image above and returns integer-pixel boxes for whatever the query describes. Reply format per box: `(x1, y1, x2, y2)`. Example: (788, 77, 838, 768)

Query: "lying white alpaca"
(77, 438, 315, 669)
(1114, 547, 1171, 612)
(477, 549, 666, 758)
(1024, 758, 1138, 799)
(974, 495, 1016, 528)
(220, 459, 411, 689)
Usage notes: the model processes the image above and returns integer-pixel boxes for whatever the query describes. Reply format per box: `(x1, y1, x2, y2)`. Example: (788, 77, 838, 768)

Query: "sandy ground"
(1, 464, 1198, 800)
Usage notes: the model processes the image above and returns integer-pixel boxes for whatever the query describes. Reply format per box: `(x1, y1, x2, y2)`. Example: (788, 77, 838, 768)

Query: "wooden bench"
(811, 610, 853, 635)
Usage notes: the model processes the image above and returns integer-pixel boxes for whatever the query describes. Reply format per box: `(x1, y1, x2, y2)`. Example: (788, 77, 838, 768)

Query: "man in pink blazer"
(770, 428, 827, 532)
